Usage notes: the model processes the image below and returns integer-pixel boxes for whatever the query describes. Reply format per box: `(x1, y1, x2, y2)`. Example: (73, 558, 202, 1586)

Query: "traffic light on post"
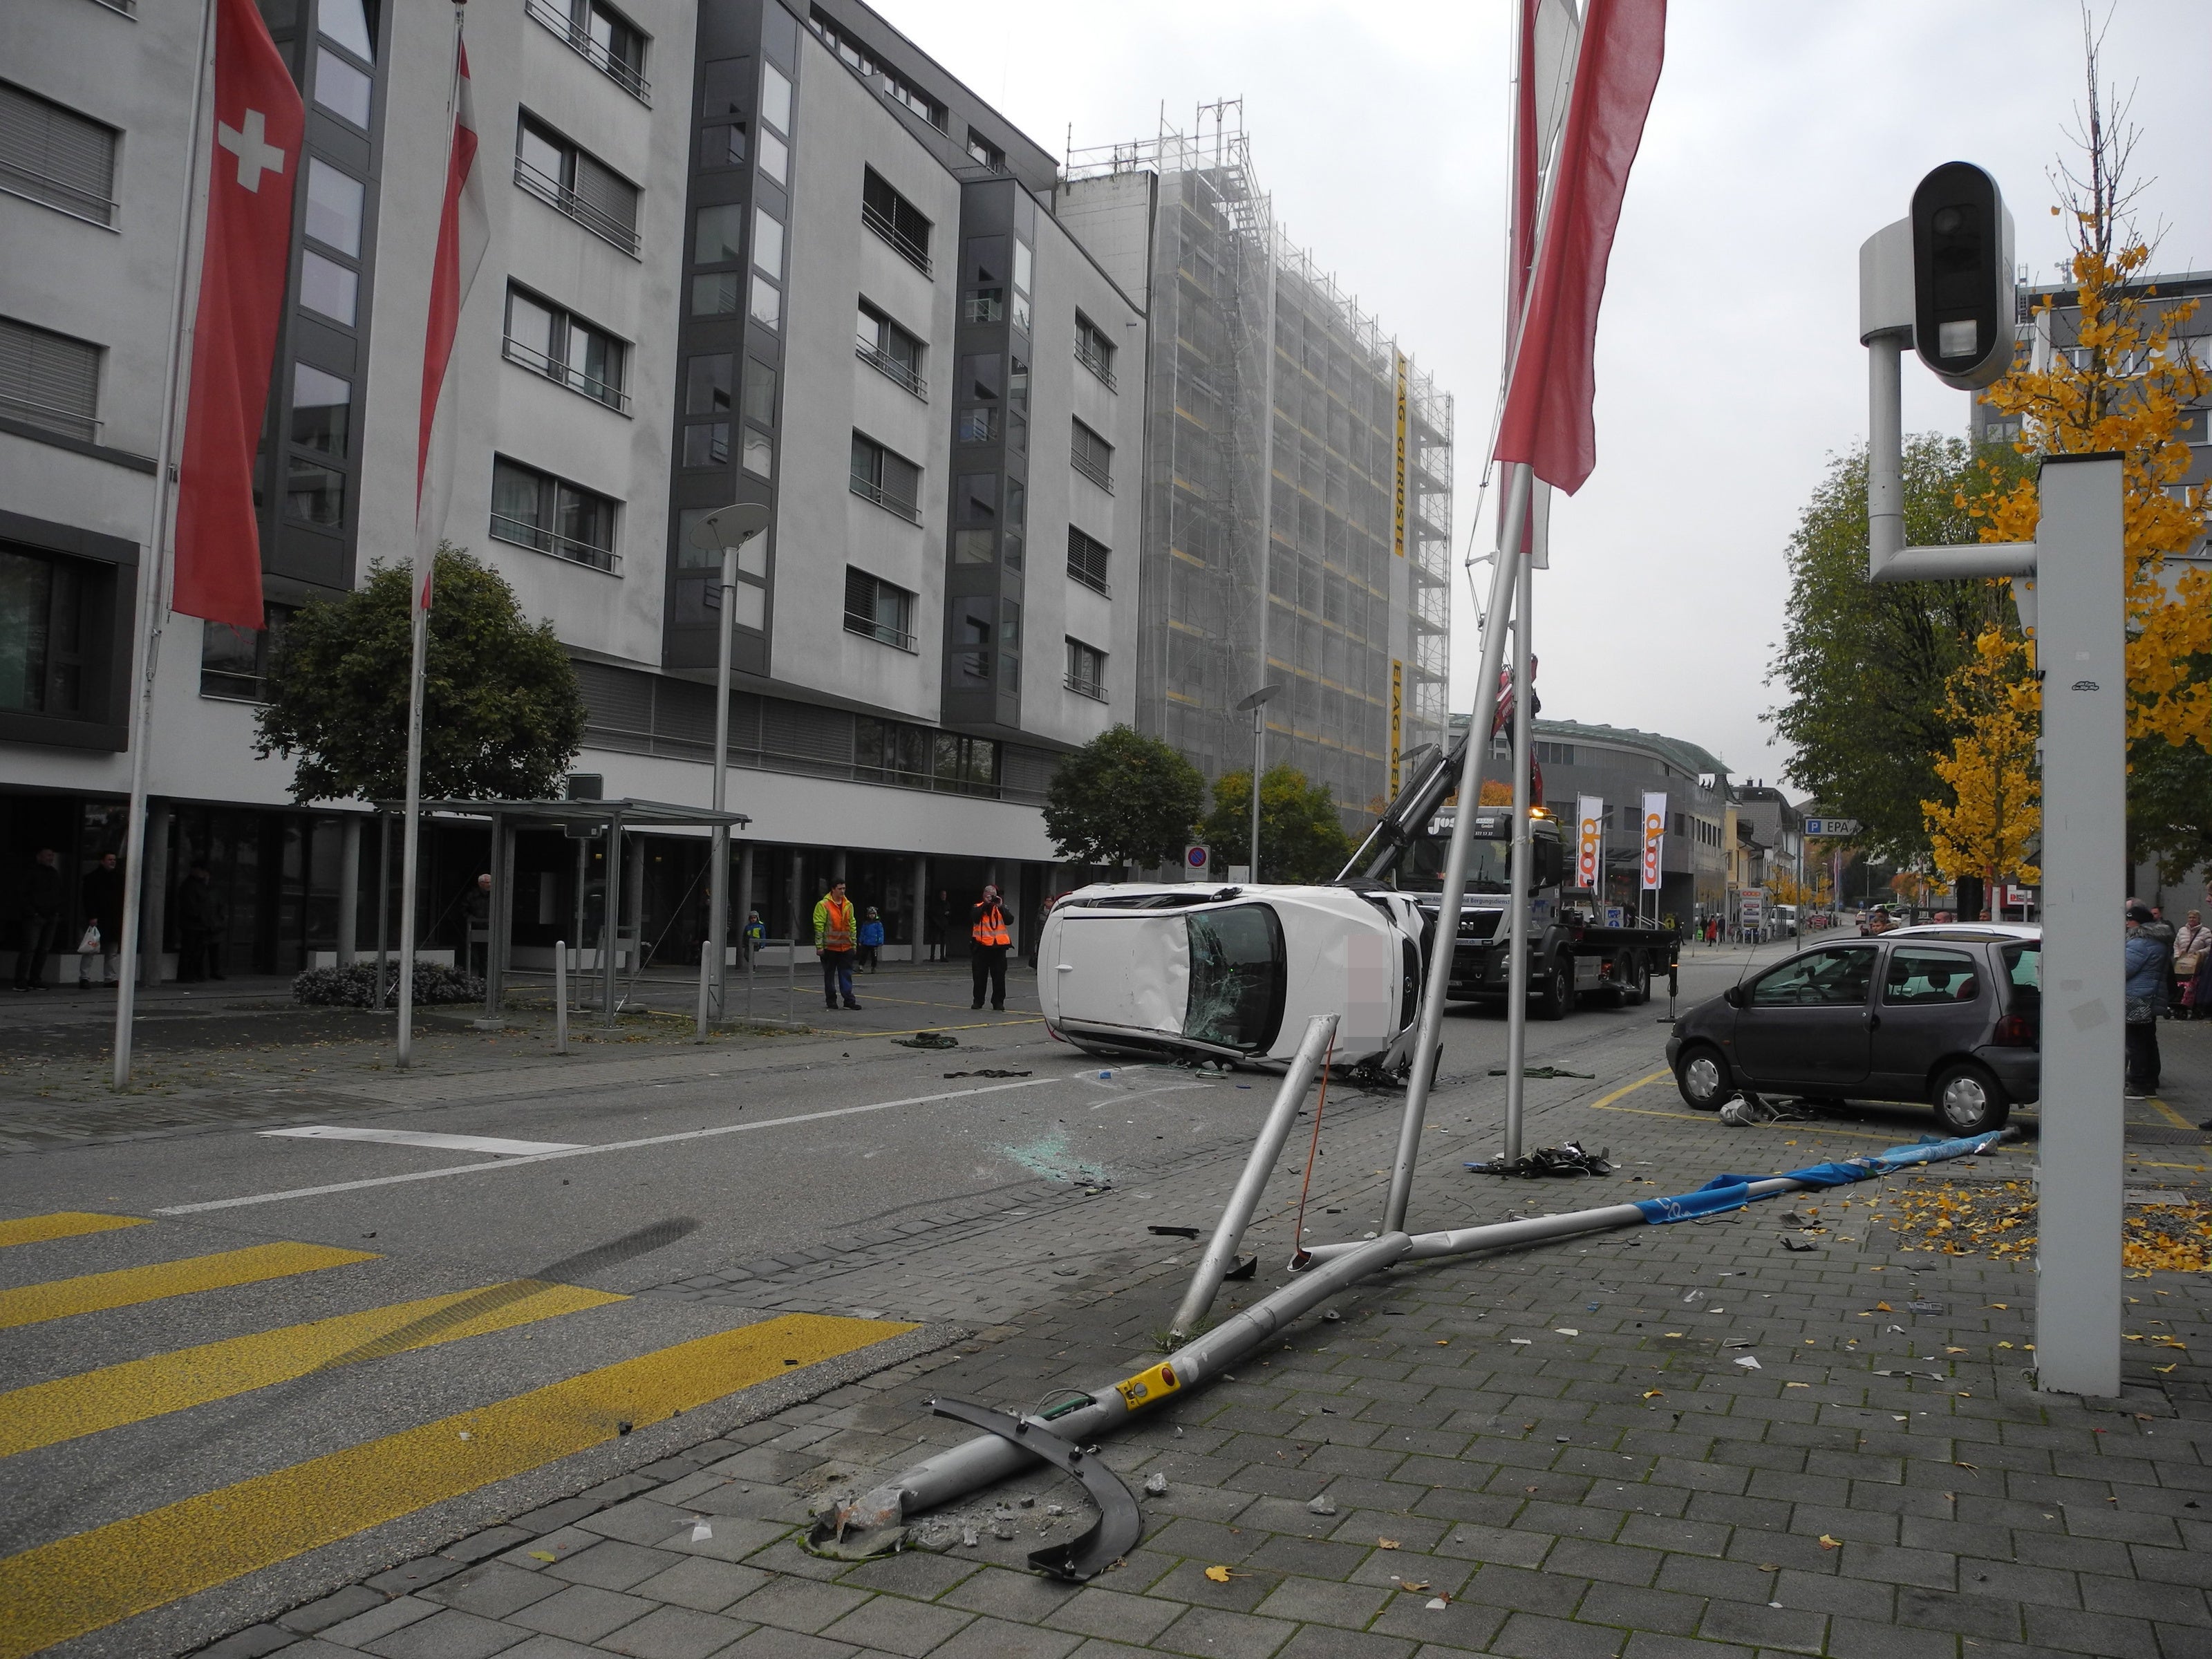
(1910, 161, 2014, 389)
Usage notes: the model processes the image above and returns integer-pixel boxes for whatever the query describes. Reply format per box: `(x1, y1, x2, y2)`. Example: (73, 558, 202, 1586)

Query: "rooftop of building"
(1528, 718, 1731, 786)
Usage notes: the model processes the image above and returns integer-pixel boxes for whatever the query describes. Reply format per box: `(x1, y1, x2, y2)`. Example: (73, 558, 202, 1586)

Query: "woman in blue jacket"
(2124, 903, 2166, 1097)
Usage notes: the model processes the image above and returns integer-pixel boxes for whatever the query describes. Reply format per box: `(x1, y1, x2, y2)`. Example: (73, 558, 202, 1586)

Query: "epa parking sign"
(1184, 844, 1210, 875)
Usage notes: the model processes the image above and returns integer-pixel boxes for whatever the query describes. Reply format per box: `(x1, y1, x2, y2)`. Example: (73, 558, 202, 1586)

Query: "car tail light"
(1992, 1013, 2034, 1047)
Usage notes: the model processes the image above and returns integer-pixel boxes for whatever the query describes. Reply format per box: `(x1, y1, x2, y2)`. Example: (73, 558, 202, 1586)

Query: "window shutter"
(0, 83, 116, 225)
(843, 565, 872, 620)
(572, 151, 637, 239)
(0, 315, 100, 438)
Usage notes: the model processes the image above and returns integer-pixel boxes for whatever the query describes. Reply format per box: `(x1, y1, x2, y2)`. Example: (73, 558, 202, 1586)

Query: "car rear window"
(1884, 946, 1981, 1004)
(1185, 903, 1286, 1052)
(2001, 942, 2040, 1000)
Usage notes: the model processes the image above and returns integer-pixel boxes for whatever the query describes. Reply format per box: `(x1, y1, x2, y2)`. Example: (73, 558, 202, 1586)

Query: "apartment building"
(0, 0, 1147, 977)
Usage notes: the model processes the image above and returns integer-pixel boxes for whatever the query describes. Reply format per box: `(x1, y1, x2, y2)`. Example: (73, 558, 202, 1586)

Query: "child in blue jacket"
(859, 908, 885, 973)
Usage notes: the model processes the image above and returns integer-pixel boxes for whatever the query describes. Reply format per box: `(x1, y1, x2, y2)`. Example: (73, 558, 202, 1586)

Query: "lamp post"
(688, 503, 771, 1040)
(1233, 684, 1282, 881)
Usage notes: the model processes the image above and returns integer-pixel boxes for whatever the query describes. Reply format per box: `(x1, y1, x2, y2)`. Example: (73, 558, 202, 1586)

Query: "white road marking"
(156, 1077, 1067, 1215)
(259, 1126, 588, 1155)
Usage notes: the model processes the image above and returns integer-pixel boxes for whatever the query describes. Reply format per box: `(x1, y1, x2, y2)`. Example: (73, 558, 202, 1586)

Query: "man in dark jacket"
(175, 865, 227, 982)
(78, 852, 124, 987)
(12, 848, 64, 991)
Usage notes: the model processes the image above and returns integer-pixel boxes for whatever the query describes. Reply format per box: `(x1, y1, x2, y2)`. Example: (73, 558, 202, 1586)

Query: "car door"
(1729, 944, 1877, 1091)
(1868, 943, 1986, 1098)
(1047, 911, 1188, 1038)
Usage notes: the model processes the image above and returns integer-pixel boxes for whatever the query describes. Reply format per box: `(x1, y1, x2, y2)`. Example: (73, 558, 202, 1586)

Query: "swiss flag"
(171, 0, 303, 628)
(413, 41, 491, 610)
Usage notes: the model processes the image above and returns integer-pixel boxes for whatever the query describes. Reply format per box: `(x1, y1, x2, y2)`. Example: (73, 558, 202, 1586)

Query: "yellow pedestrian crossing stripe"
(0, 1241, 376, 1331)
(0, 1212, 149, 1249)
(0, 1280, 625, 1459)
(0, 1312, 914, 1659)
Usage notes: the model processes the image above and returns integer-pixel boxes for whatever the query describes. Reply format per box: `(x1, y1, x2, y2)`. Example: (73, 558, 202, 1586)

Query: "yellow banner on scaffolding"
(1390, 659, 1404, 791)
(1393, 353, 1409, 558)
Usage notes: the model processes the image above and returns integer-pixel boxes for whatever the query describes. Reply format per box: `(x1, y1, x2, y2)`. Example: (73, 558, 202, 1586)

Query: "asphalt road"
(0, 938, 1795, 1657)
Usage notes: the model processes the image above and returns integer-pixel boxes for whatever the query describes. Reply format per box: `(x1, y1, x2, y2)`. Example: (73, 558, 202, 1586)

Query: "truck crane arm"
(1337, 735, 1465, 883)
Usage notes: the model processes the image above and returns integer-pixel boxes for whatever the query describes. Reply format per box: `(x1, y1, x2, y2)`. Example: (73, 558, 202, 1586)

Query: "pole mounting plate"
(928, 1396, 1143, 1580)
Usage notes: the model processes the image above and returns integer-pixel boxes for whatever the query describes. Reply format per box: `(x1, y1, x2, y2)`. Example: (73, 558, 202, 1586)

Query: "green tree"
(1044, 725, 1207, 874)
(1198, 765, 1356, 884)
(254, 546, 586, 804)
(1765, 435, 2028, 861)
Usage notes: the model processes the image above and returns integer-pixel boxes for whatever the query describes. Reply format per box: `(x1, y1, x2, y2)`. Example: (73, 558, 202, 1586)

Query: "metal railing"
(843, 610, 917, 652)
(855, 343, 926, 400)
(1065, 668, 1107, 700)
(0, 164, 117, 229)
(1067, 562, 1109, 597)
(848, 476, 921, 524)
(514, 156, 639, 256)
(524, 0, 650, 102)
(1070, 447, 1114, 493)
(862, 203, 930, 276)
(1074, 344, 1118, 391)
(490, 512, 621, 573)
(0, 391, 100, 442)
(501, 335, 630, 413)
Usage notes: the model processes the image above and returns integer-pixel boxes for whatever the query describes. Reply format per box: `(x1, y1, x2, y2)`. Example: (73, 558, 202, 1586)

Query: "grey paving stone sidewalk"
(194, 1027, 2212, 1659)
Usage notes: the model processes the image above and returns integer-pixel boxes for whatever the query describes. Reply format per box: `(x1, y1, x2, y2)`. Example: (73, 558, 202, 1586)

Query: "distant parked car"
(1665, 924, 2041, 1134)
(1039, 883, 1425, 1073)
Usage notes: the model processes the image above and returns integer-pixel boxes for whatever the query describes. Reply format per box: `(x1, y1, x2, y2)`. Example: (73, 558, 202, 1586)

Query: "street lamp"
(689, 502, 771, 1040)
(1234, 684, 1282, 881)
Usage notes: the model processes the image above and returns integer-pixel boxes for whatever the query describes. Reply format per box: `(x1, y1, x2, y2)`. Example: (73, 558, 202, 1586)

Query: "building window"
(809, 9, 945, 130)
(199, 605, 294, 702)
(1067, 527, 1109, 596)
(319, 0, 377, 59)
(300, 252, 359, 326)
(489, 456, 619, 572)
(0, 545, 91, 715)
(313, 46, 373, 126)
(1075, 312, 1118, 390)
(0, 81, 118, 227)
(861, 167, 931, 275)
(503, 285, 629, 411)
(304, 159, 364, 256)
(515, 115, 640, 256)
(1065, 637, 1106, 700)
(682, 352, 731, 468)
(855, 715, 997, 796)
(525, 0, 650, 102)
(1071, 419, 1114, 492)
(965, 127, 1004, 172)
(843, 567, 916, 651)
(849, 431, 921, 523)
(854, 300, 926, 397)
(0, 315, 100, 442)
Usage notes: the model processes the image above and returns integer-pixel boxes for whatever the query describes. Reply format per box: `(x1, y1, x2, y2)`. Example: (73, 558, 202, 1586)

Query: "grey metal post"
(702, 541, 736, 1042)
(789, 849, 805, 944)
(737, 841, 756, 971)
(554, 941, 568, 1055)
(336, 816, 360, 966)
(1170, 1013, 1338, 1340)
(602, 814, 622, 1026)
(1249, 700, 1264, 876)
(480, 818, 509, 1024)
(374, 811, 390, 1006)
(1502, 550, 1535, 1161)
(909, 854, 926, 964)
(2030, 454, 2127, 1397)
(1384, 462, 1530, 1233)
(624, 830, 646, 991)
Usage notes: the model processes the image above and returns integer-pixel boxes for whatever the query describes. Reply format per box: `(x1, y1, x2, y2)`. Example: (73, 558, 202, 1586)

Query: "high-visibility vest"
(818, 896, 856, 950)
(972, 901, 1011, 948)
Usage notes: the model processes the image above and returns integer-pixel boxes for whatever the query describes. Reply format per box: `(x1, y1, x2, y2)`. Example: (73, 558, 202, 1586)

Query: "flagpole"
(396, 8, 469, 1069)
(112, 0, 216, 1091)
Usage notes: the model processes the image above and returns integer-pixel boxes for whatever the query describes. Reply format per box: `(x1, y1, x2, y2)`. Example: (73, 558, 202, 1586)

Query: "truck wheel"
(1535, 956, 1573, 1021)
(1675, 1043, 1730, 1110)
(1618, 953, 1649, 1006)
(1931, 1061, 2010, 1136)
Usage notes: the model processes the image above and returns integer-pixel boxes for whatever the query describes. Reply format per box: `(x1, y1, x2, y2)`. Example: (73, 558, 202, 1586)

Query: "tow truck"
(1338, 735, 1681, 1018)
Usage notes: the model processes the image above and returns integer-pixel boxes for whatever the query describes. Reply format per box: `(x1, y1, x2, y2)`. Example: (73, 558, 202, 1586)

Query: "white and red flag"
(170, 0, 304, 628)
(1494, 0, 1664, 496)
(413, 39, 491, 606)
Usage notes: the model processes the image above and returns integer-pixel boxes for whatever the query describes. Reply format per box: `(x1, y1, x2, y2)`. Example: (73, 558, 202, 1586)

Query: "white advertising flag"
(1575, 795, 1604, 888)
(1640, 791, 1667, 892)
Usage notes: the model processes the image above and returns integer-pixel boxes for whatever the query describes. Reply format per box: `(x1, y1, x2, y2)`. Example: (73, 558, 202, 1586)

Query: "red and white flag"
(171, 0, 304, 628)
(1494, 0, 1664, 496)
(413, 39, 491, 608)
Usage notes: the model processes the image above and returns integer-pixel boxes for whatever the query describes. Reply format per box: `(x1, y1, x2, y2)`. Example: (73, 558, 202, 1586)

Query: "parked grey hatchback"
(1665, 924, 2040, 1134)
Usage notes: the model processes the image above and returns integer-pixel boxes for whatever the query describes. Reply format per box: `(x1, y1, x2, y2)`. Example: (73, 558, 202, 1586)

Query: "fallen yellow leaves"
(1377, 1538, 1403, 1550)
(1883, 1181, 2211, 1271)
(1819, 1535, 1842, 1550)
(1204, 1565, 1236, 1583)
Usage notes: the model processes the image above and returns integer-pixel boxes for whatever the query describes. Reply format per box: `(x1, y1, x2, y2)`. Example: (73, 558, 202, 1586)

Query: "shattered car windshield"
(1184, 903, 1286, 1051)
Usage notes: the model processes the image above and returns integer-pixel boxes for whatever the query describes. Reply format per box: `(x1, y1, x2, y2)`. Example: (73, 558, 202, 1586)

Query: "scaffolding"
(1066, 106, 1454, 831)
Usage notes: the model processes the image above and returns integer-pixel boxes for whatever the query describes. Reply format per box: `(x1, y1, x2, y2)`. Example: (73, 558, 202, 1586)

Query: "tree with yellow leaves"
(1924, 627, 2041, 908)
(1960, 21, 2211, 874)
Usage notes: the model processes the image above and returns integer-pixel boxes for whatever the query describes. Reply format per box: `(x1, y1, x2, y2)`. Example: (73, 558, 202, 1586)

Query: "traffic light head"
(1911, 162, 2014, 390)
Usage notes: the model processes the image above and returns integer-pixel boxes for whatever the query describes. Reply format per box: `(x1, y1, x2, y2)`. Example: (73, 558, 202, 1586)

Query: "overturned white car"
(1038, 883, 1427, 1072)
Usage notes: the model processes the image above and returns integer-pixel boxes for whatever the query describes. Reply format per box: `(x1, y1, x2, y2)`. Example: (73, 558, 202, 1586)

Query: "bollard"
(695, 936, 711, 1043)
(554, 941, 569, 1056)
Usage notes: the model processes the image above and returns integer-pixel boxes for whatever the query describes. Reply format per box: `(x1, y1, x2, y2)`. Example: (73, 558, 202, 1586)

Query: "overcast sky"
(878, 0, 2209, 794)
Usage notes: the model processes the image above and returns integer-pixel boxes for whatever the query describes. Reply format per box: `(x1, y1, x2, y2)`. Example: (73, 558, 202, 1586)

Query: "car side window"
(1747, 946, 1875, 1008)
(1883, 946, 1980, 1006)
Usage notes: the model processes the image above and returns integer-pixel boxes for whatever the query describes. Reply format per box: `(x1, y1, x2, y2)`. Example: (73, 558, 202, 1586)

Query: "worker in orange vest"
(970, 883, 1012, 1011)
(813, 879, 861, 1011)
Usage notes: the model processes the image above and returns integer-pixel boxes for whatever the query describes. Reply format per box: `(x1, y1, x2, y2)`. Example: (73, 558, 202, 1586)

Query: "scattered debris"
(1467, 1141, 1613, 1178)
(1143, 1472, 1170, 1496)
(1485, 1065, 1597, 1079)
(1149, 1225, 1203, 1239)
(1734, 1356, 1762, 1369)
(1307, 1493, 1338, 1516)
(944, 1068, 1032, 1078)
(1781, 1235, 1818, 1252)
(897, 1031, 961, 1050)
(690, 1520, 713, 1542)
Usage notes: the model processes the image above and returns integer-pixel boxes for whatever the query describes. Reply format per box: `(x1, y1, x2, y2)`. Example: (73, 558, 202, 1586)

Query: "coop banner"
(1575, 795, 1603, 888)
(1640, 790, 1666, 892)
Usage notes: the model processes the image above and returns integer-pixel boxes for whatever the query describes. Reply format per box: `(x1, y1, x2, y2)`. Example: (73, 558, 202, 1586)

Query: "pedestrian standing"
(969, 884, 1011, 1011)
(2124, 901, 2165, 1098)
(858, 906, 884, 973)
(463, 872, 493, 979)
(174, 864, 227, 982)
(742, 908, 765, 967)
(813, 879, 861, 1011)
(12, 848, 64, 991)
(2172, 909, 2210, 1020)
(928, 889, 951, 962)
(77, 852, 124, 987)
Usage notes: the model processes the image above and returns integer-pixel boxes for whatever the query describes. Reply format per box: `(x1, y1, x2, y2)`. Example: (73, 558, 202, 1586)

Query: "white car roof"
(1883, 921, 2041, 941)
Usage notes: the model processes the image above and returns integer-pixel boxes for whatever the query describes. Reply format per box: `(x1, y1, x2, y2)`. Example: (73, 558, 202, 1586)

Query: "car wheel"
(1535, 956, 1573, 1021)
(1676, 1043, 1730, 1111)
(1931, 1062, 2010, 1136)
